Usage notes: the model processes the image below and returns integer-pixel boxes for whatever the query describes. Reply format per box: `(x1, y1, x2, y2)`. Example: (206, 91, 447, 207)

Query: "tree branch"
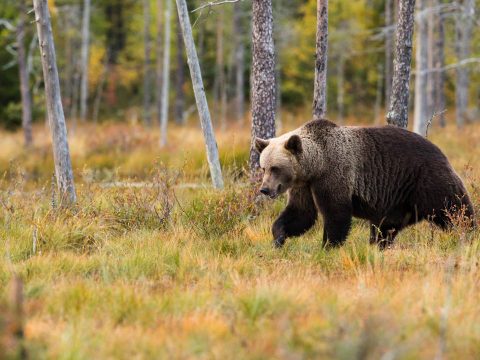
(412, 57, 480, 75)
(191, 0, 243, 13)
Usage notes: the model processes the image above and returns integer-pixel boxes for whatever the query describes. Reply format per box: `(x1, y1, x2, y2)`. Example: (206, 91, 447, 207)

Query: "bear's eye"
(270, 166, 279, 174)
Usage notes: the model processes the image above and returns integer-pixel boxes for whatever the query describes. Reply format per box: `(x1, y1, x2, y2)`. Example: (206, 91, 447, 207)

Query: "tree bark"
(233, 1, 245, 123)
(454, 0, 474, 128)
(250, 0, 276, 173)
(33, 0, 77, 205)
(143, 0, 152, 126)
(175, 0, 224, 189)
(434, 0, 446, 127)
(386, 0, 416, 128)
(17, 0, 33, 147)
(160, 0, 172, 146)
(79, 0, 91, 122)
(174, 12, 186, 125)
(385, 0, 394, 110)
(413, 0, 429, 136)
(313, 0, 328, 120)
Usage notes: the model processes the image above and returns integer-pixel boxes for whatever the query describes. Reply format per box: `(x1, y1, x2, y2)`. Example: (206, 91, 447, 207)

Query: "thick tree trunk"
(250, 0, 276, 173)
(160, 0, 172, 146)
(17, 0, 33, 147)
(413, 0, 429, 136)
(175, 0, 224, 189)
(313, 0, 328, 120)
(233, 1, 245, 123)
(454, 0, 474, 128)
(79, 0, 91, 122)
(156, 0, 163, 126)
(386, 0, 416, 128)
(33, 0, 77, 205)
(174, 12, 186, 125)
(434, 0, 446, 127)
(385, 0, 394, 110)
(143, 0, 152, 126)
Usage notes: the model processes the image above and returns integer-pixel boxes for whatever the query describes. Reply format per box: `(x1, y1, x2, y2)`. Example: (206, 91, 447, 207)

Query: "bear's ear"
(254, 138, 270, 154)
(285, 135, 302, 155)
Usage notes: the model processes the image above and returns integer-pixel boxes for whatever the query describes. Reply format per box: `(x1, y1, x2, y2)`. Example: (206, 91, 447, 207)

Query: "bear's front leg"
(321, 207, 352, 247)
(271, 187, 318, 248)
(312, 189, 352, 247)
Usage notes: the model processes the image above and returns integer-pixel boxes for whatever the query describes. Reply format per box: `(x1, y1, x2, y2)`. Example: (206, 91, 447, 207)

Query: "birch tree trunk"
(313, 0, 328, 120)
(454, 0, 474, 128)
(175, 0, 224, 189)
(143, 0, 152, 126)
(386, 0, 416, 128)
(156, 0, 163, 126)
(426, 0, 435, 117)
(233, 1, 245, 123)
(385, 0, 394, 110)
(17, 0, 33, 147)
(250, 0, 276, 173)
(214, 8, 227, 130)
(413, 0, 429, 136)
(160, 0, 172, 146)
(33, 0, 77, 205)
(79, 0, 91, 122)
(434, 0, 446, 127)
(174, 12, 186, 125)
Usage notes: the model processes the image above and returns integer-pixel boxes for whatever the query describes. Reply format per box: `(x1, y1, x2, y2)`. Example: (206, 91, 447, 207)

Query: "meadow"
(1, 115, 479, 359)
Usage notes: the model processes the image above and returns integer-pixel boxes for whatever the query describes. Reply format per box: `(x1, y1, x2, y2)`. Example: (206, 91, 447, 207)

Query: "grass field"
(1, 116, 479, 359)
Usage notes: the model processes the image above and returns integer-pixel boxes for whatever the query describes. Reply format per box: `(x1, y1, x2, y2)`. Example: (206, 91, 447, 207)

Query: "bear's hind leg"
(272, 187, 318, 248)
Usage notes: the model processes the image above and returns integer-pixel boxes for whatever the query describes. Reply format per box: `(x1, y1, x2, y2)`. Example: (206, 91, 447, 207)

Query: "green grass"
(1, 120, 479, 359)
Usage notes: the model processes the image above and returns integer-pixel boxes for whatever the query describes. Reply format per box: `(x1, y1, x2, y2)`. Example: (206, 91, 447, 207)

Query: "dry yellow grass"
(0, 116, 479, 359)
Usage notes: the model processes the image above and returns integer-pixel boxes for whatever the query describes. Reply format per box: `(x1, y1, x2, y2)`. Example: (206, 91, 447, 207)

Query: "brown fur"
(256, 119, 475, 248)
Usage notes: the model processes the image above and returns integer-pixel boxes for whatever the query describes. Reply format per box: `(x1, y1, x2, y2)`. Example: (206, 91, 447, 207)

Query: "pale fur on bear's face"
(255, 133, 303, 199)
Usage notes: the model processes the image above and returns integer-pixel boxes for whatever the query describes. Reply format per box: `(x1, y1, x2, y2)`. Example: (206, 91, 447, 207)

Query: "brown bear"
(255, 119, 475, 249)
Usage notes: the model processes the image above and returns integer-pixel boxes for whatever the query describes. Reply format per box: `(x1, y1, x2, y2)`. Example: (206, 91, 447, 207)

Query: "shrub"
(181, 185, 257, 239)
(105, 167, 177, 232)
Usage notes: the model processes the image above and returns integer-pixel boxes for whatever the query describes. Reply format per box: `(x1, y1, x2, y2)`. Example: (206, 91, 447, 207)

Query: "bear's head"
(254, 134, 303, 199)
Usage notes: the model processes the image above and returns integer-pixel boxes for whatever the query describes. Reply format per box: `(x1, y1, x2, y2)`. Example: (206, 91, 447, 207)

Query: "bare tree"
(143, 0, 152, 126)
(33, 0, 77, 205)
(213, 7, 227, 130)
(156, 0, 163, 126)
(79, 0, 91, 122)
(233, 1, 245, 123)
(413, 0, 429, 136)
(454, 0, 474, 128)
(175, 0, 224, 189)
(434, 0, 446, 127)
(174, 12, 186, 125)
(17, 0, 33, 147)
(250, 0, 276, 173)
(160, 0, 172, 146)
(386, 0, 416, 128)
(313, 0, 328, 120)
(385, 0, 394, 110)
